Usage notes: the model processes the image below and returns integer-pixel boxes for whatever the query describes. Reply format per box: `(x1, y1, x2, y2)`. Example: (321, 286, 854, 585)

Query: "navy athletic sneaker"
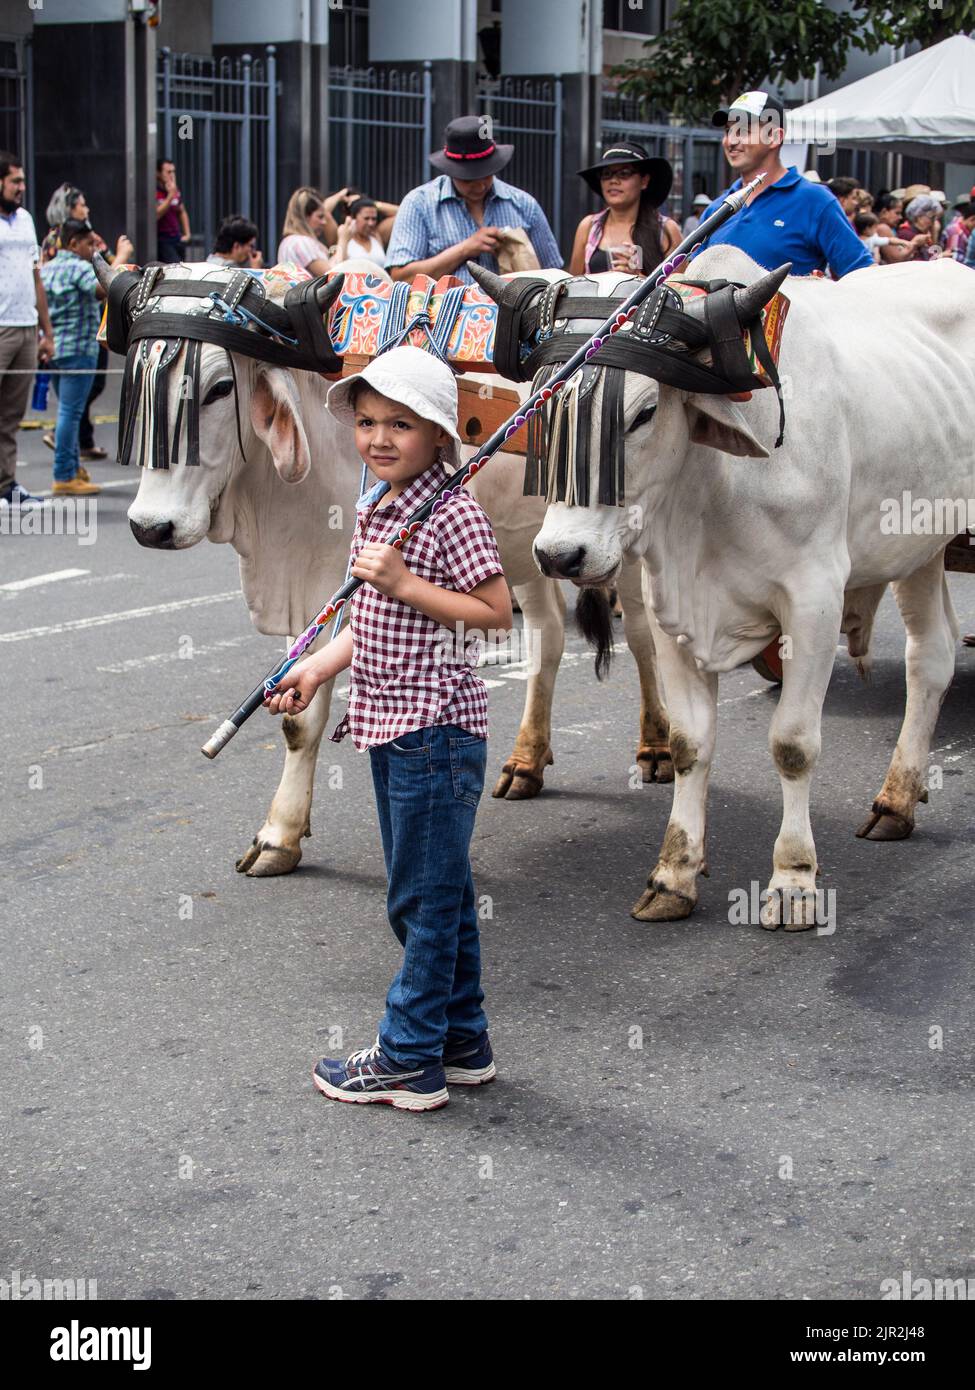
(442, 1032, 496, 1086)
(313, 1041, 449, 1112)
(0, 482, 49, 509)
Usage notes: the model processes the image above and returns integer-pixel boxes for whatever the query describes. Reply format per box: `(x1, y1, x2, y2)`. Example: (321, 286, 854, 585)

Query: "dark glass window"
(330, 0, 370, 69)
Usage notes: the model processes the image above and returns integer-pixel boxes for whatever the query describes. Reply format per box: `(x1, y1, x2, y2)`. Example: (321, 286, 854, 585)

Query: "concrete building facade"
(0, 0, 954, 266)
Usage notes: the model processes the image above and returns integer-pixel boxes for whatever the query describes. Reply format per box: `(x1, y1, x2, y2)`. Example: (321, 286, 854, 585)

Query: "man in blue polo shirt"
(695, 91, 873, 279)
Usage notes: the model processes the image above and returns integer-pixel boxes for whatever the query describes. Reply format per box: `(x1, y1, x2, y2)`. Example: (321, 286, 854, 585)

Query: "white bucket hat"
(325, 345, 463, 469)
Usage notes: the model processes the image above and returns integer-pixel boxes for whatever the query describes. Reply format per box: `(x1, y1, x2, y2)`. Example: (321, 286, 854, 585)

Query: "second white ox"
(523, 246, 975, 927)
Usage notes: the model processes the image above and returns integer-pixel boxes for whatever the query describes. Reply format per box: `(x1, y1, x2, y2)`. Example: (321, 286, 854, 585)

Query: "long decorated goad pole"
(201, 173, 764, 759)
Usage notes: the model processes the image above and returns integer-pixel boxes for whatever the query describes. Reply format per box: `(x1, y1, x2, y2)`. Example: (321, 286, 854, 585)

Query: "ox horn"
(732, 262, 792, 324)
(93, 250, 127, 293)
(466, 260, 509, 302)
(314, 271, 345, 314)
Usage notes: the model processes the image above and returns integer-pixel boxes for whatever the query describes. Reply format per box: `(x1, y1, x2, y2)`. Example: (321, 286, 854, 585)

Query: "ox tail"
(576, 586, 614, 681)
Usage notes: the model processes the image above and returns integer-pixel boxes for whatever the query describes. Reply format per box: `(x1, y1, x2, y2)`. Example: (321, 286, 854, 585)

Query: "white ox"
(520, 246, 975, 927)
(95, 257, 670, 876)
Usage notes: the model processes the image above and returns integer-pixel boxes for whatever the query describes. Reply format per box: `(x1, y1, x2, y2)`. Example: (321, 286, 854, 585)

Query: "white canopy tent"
(785, 33, 975, 165)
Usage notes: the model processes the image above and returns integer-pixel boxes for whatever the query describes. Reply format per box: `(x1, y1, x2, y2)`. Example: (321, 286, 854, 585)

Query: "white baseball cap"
(326, 345, 463, 469)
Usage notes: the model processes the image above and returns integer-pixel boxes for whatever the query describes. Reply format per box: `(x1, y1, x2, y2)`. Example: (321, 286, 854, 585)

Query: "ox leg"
(492, 574, 564, 799)
(236, 670, 334, 876)
(761, 600, 841, 930)
(614, 558, 672, 784)
(856, 554, 957, 841)
(631, 618, 717, 922)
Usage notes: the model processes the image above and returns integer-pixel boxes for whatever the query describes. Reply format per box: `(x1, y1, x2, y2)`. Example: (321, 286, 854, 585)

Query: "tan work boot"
(52, 476, 101, 496)
(76, 464, 91, 483)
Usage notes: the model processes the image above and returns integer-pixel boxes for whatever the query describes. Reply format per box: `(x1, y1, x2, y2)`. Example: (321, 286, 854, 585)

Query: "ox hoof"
(235, 838, 303, 876)
(759, 888, 819, 932)
(491, 750, 553, 800)
(636, 748, 675, 784)
(630, 883, 695, 922)
(855, 809, 914, 841)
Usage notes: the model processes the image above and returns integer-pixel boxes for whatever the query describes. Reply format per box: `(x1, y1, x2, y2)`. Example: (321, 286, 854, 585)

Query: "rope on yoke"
(208, 289, 300, 347)
(373, 282, 466, 365)
(375, 280, 411, 352)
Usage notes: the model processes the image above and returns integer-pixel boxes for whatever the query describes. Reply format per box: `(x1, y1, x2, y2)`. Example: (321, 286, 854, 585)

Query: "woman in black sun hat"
(569, 142, 681, 276)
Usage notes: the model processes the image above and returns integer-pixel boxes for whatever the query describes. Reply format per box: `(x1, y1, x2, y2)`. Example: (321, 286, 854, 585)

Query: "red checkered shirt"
(329, 459, 505, 751)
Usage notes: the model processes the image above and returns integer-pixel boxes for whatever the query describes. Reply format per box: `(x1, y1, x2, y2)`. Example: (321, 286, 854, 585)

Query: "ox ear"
(685, 393, 770, 460)
(249, 367, 311, 484)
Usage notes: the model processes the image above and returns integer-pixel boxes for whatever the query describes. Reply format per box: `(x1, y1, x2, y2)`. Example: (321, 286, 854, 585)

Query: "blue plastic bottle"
(31, 372, 50, 412)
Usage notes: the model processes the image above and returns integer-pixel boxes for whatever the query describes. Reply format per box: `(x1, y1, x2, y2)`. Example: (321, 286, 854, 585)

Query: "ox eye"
(627, 404, 657, 434)
(203, 379, 234, 406)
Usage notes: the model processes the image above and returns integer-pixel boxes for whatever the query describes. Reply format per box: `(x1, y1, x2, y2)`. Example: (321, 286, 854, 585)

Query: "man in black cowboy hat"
(385, 114, 562, 285)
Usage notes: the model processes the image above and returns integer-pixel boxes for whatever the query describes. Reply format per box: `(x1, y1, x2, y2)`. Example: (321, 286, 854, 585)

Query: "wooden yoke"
(337, 351, 526, 457)
(332, 271, 526, 456)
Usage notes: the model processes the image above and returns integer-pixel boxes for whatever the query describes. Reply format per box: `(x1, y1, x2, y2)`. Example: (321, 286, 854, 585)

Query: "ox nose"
(535, 544, 586, 578)
(129, 518, 176, 548)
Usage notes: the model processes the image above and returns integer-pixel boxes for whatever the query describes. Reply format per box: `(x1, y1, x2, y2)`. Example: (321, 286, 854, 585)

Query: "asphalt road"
(2, 382, 974, 1301)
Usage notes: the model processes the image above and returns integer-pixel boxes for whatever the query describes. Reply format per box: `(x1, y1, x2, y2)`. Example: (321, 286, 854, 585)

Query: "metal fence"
(328, 62, 432, 204)
(476, 75, 563, 237)
(0, 35, 33, 212)
(602, 89, 724, 221)
(325, 65, 563, 241)
(157, 45, 277, 262)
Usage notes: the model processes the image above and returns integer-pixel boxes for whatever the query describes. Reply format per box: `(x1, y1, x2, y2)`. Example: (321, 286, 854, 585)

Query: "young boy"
(38, 217, 104, 496)
(265, 346, 512, 1112)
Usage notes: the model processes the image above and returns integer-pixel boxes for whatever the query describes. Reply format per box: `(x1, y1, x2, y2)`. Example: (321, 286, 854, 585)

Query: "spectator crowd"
(3, 118, 975, 518)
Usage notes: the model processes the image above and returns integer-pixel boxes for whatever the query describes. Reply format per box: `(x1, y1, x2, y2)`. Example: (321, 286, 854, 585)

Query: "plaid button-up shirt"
(39, 249, 100, 359)
(329, 460, 505, 751)
(384, 175, 563, 285)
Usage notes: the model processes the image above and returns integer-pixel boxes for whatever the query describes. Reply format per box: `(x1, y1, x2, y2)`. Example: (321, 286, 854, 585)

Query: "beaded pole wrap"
(200, 173, 766, 759)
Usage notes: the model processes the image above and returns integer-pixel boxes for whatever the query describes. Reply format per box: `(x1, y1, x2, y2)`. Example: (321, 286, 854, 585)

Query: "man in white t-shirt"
(0, 151, 55, 508)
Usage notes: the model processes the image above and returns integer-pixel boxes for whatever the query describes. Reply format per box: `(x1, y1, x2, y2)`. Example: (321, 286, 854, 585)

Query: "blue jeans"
(368, 723, 489, 1067)
(50, 353, 98, 481)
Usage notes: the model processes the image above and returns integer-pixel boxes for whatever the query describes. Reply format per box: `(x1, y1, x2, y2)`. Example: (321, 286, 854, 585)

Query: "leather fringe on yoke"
(526, 362, 629, 508)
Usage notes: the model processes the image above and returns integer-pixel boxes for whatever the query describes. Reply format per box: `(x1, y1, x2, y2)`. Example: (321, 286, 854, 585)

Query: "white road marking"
(553, 718, 617, 737)
(33, 479, 137, 495)
(552, 685, 767, 739)
(0, 568, 89, 592)
(39, 716, 214, 758)
(98, 633, 264, 673)
(0, 590, 240, 642)
(931, 735, 975, 759)
(1, 570, 134, 604)
(70, 571, 136, 587)
(718, 686, 771, 709)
